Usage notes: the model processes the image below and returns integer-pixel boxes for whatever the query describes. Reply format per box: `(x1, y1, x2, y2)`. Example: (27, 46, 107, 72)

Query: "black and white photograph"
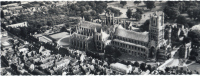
(1, 1, 200, 75)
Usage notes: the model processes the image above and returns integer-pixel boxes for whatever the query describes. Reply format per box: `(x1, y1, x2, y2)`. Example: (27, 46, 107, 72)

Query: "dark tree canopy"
(133, 61, 140, 67)
(140, 63, 147, 71)
(80, 6, 86, 12)
(136, 8, 144, 14)
(167, 1, 179, 7)
(187, 7, 200, 21)
(60, 26, 66, 32)
(140, 20, 150, 32)
(182, 37, 191, 44)
(47, 21, 53, 26)
(164, 6, 180, 20)
(134, 1, 141, 6)
(106, 7, 122, 17)
(90, 10, 97, 16)
(126, 9, 132, 19)
(133, 12, 142, 21)
(82, 12, 92, 21)
(120, 1, 127, 7)
(88, 1, 96, 8)
(144, 1, 156, 10)
(176, 15, 188, 25)
(105, 45, 122, 58)
(85, 4, 91, 11)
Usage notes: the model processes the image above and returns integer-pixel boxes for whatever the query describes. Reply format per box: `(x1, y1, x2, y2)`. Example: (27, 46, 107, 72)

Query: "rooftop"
(113, 39, 148, 49)
(79, 21, 102, 29)
(71, 33, 89, 41)
(110, 63, 129, 71)
(114, 26, 149, 42)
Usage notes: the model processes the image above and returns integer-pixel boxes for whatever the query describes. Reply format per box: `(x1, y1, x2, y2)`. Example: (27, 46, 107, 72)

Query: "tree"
(144, 1, 156, 11)
(90, 10, 97, 16)
(133, 12, 142, 21)
(176, 15, 188, 25)
(133, 61, 140, 67)
(1, 10, 4, 18)
(85, 5, 91, 11)
(185, 1, 198, 8)
(82, 12, 92, 21)
(60, 26, 66, 32)
(146, 65, 152, 72)
(164, 6, 180, 20)
(105, 45, 121, 58)
(47, 21, 53, 26)
(20, 27, 28, 38)
(187, 8, 200, 20)
(70, 4, 79, 11)
(167, 1, 179, 7)
(140, 63, 147, 71)
(106, 7, 122, 17)
(120, 1, 127, 7)
(182, 37, 191, 44)
(127, 61, 132, 65)
(120, 60, 127, 64)
(36, 24, 42, 29)
(177, 2, 186, 13)
(126, 9, 132, 19)
(136, 8, 144, 14)
(80, 6, 86, 13)
(165, 67, 170, 73)
(89, 1, 96, 9)
(140, 20, 150, 32)
(134, 1, 141, 6)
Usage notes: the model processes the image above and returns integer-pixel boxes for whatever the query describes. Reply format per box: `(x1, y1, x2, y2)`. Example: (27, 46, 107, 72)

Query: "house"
(40, 60, 54, 70)
(110, 63, 132, 74)
(53, 59, 71, 71)
(39, 46, 51, 56)
(19, 48, 29, 55)
(40, 56, 55, 64)
(6, 22, 28, 28)
(80, 54, 85, 62)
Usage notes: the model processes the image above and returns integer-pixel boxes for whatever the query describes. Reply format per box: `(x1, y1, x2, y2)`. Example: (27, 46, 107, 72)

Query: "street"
(157, 46, 180, 71)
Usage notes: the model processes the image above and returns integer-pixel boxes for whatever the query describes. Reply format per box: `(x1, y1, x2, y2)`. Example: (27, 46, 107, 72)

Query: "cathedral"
(111, 11, 172, 60)
(70, 11, 172, 60)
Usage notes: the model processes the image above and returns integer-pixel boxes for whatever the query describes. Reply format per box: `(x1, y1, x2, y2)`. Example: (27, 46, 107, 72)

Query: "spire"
(101, 28, 103, 33)
(94, 27, 97, 32)
(82, 16, 85, 21)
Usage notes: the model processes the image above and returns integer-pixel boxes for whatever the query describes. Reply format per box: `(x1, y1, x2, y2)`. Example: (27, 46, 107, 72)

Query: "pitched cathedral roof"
(114, 25, 149, 42)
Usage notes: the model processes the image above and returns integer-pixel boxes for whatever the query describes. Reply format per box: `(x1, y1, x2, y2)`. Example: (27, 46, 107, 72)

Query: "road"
(157, 46, 180, 71)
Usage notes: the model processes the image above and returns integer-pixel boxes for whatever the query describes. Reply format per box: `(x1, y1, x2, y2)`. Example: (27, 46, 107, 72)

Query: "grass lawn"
(49, 32, 69, 41)
(188, 63, 200, 73)
(56, 32, 71, 47)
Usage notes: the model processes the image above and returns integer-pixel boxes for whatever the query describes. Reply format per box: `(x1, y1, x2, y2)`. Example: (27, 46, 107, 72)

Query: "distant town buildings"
(6, 22, 28, 28)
